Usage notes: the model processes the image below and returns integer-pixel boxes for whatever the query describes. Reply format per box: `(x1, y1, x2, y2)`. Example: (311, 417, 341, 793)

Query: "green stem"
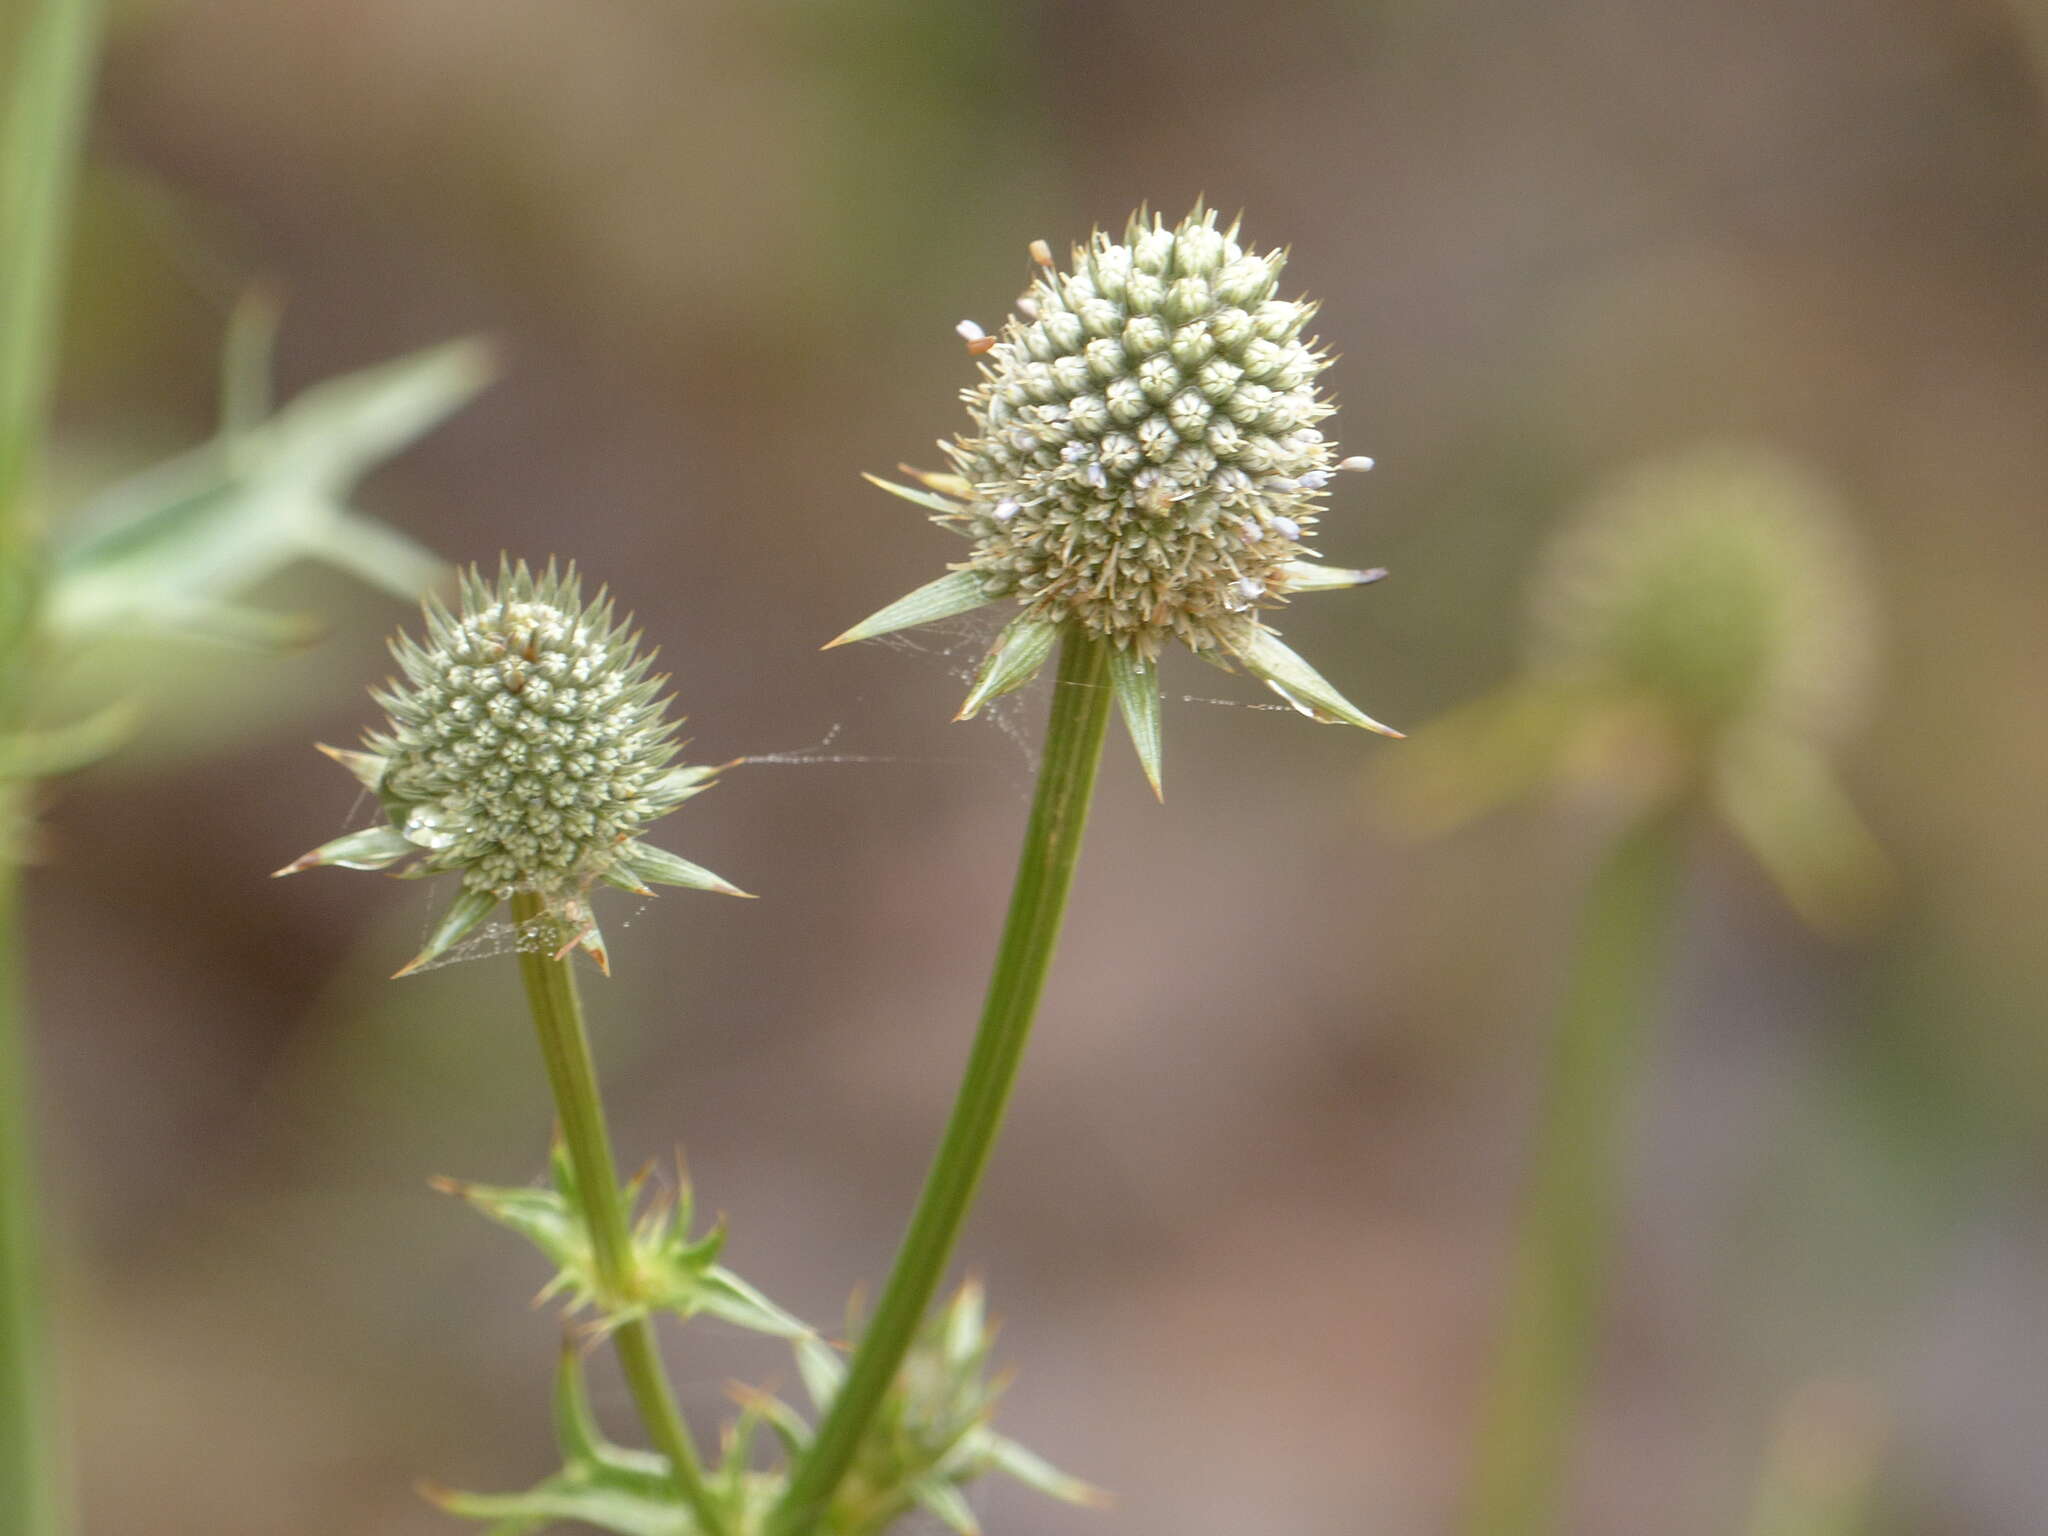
(509, 890, 730, 1536)
(771, 630, 1114, 1536)
(1460, 810, 1687, 1536)
(1, 3, 104, 1534)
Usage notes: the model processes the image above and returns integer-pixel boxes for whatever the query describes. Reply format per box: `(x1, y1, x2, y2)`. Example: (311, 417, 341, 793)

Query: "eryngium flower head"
(1527, 443, 1876, 744)
(277, 560, 746, 975)
(1376, 441, 1888, 933)
(829, 206, 1398, 793)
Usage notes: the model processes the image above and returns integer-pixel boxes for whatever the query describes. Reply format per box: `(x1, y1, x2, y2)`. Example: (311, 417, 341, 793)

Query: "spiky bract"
(833, 206, 1397, 791)
(279, 560, 744, 973)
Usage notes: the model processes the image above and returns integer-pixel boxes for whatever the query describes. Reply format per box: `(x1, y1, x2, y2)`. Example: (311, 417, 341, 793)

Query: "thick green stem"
(509, 890, 729, 1536)
(1461, 810, 1687, 1536)
(1, 3, 103, 1533)
(772, 630, 1114, 1536)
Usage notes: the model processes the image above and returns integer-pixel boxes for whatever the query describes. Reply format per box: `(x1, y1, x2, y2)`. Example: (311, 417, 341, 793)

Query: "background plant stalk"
(1, 2, 106, 1532)
(771, 630, 1113, 1536)
(510, 889, 731, 1536)
(1461, 808, 1688, 1536)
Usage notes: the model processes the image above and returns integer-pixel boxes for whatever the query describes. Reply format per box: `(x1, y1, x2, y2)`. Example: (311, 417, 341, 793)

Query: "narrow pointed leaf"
(1224, 625, 1402, 737)
(1713, 731, 1893, 937)
(618, 841, 751, 897)
(603, 865, 657, 897)
(306, 509, 448, 600)
(1107, 648, 1164, 798)
(427, 1479, 695, 1536)
(1367, 686, 1574, 838)
(956, 615, 1061, 720)
(552, 1344, 607, 1465)
(862, 471, 967, 515)
(985, 1434, 1111, 1507)
(913, 1480, 983, 1535)
(753, 1393, 814, 1460)
(794, 1334, 848, 1411)
(694, 1268, 813, 1339)
(257, 336, 496, 493)
(432, 1177, 586, 1275)
(219, 286, 282, 440)
(394, 886, 499, 976)
(1276, 559, 1388, 593)
(142, 598, 326, 651)
(648, 763, 724, 804)
(272, 823, 415, 876)
(902, 465, 977, 498)
(0, 701, 134, 780)
(314, 741, 388, 791)
(825, 568, 999, 650)
(575, 913, 612, 975)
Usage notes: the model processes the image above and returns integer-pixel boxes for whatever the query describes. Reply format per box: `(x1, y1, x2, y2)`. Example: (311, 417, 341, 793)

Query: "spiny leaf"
(617, 841, 752, 898)
(1224, 624, 1402, 737)
(1107, 648, 1164, 799)
(272, 823, 416, 877)
(0, 701, 134, 780)
(1713, 729, 1894, 937)
(1276, 559, 1388, 593)
(393, 886, 499, 976)
(825, 568, 1000, 650)
(955, 615, 1060, 721)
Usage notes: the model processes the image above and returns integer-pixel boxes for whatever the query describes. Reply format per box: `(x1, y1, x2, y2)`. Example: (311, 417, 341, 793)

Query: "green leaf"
(314, 742, 387, 792)
(48, 333, 490, 642)
(1713, 729, 1893, 937)
(393, 886, 500, 977)
(794, 1333, 848, 1411)
(860, 471, 968, 516)
(271, 823, 415, 877)
(1107, 648, 1164, 799)
(304, 510, 446, 601)
(0, 700, 134, 780)
(690, 1268, 813, 1340)
(824, 568, 1001, 650)
(432, 1346, 707, 1535)
(428, 1478, 698, 1536)
(982, 1433, 1109, 1508)
(435, 1175, 588, 1282)
(913, 1480, 982, 1535)
(955, 615, 1061, 720)
(1366, 685, 1576, 838)
(1275, 559, 1387, 593)
(1223, 624, 1402, 737)
(616, 841, 751, 898)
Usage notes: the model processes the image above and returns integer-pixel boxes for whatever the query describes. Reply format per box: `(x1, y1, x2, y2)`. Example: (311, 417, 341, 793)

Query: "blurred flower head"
(1525, 445, 1875, 748)
(1380, 441, 1889, 933)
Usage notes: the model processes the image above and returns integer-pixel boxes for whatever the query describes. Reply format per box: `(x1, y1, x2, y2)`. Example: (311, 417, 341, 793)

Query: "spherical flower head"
(1376, 441, 1888, 934)
(278, 560, 747, 975)
(1528, 443, 1876, 745)
(831, 206, 1398, 794)
(949, 207, 1345, 657)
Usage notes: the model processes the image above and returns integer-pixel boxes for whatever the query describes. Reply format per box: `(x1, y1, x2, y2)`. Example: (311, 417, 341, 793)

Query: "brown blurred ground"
(24, 1, 2048, 1532)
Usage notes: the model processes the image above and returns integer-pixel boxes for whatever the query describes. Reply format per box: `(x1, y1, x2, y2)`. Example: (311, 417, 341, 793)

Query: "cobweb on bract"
(829, 609, 1047, 793)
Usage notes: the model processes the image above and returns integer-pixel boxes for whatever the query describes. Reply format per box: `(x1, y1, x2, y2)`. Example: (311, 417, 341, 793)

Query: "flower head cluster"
(277, 560, 745, 974)
(830, 206, 1397, 793)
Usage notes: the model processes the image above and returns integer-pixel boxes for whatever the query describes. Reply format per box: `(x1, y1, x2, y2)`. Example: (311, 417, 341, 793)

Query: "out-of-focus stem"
(1461, 810, 1686, 1536)
(770, 631, 1113, 1536)
(509, 890, 730, 1536)
(1, 3, 105, 1533)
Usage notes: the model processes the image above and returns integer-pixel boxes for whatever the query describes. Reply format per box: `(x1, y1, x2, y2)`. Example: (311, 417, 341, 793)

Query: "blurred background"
(20, 0, 2048, 1531)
